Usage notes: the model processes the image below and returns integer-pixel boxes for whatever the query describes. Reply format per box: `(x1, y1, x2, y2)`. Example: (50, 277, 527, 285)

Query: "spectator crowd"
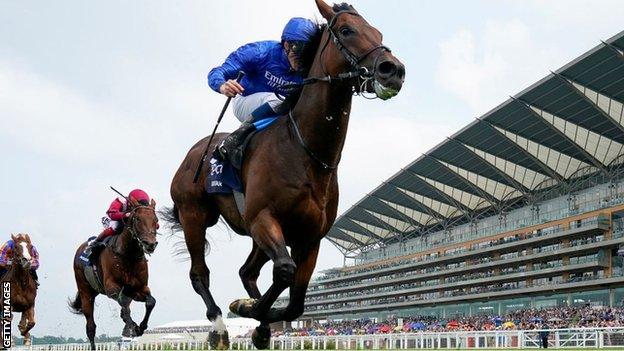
(274, 305, 624, 336)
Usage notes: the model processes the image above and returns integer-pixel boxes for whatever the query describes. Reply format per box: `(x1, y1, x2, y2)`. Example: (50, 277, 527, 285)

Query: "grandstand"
(137, 318, 258, 343)
(277, 29, 624, 325)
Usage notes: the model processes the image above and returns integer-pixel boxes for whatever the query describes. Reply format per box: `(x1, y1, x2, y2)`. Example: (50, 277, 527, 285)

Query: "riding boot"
(86, 227, 115, 262)
(217, 121, 256, 169)
(30, 270, 40, 287)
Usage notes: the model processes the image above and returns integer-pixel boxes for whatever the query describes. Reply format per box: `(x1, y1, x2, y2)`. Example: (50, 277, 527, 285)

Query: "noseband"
(122, 205, 157, 257)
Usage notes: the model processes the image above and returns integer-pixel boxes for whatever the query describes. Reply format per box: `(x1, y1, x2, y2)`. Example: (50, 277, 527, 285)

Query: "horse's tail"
(68, 292, 83, 315)
(159, 204, 213, 259)
(160, 205, 182, 232)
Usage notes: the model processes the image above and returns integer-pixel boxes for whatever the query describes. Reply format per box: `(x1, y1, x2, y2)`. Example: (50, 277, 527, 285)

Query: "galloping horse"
(1, 234, 38, 346)
(164, 0, 404, 348)
(70, 197, 159, 350)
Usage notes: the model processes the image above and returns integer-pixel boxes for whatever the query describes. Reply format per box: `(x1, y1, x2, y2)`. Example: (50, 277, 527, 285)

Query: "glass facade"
(354, 182, 621, 264)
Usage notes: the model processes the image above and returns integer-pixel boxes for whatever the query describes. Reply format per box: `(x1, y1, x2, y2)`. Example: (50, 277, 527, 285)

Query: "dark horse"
(164, 0, 404, 348)
(70, 197, 159, 350)
(1, 233, 38, 346)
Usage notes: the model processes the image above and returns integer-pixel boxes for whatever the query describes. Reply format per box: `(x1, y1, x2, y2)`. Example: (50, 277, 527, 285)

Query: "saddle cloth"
(78, 236, 107, 294)
(206, 116, 278, 195)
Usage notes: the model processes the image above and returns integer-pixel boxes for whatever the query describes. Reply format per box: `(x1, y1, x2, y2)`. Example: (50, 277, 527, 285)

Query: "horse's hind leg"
(178, 203, 229, 349)
(80, 293, 97, 350)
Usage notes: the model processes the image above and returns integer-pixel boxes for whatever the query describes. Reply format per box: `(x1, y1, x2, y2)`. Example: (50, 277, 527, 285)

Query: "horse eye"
(340, 27, 354, 37)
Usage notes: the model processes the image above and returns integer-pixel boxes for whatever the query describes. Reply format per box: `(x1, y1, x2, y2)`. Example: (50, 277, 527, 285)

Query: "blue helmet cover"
(281, 17, 317, 42)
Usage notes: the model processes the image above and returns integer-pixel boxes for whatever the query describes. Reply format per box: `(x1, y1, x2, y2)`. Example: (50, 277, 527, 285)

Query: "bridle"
(281, 10, 391, 93)
(323, 10, 391, 85)
(116, 205, 158, 258)
(287, 10, 391, 170)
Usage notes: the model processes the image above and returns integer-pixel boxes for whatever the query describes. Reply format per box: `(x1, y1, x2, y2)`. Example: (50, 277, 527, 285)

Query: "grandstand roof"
(328, 30, 624, 253)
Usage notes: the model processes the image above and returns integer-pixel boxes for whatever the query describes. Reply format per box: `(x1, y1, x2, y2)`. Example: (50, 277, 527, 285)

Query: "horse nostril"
(377, 60, 397, 77)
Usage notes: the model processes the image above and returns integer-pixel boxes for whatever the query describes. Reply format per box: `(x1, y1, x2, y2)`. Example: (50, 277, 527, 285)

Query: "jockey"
(85, 189, 151, 261)
(208, 17, 318, 165)
(0, 236, 40, 286)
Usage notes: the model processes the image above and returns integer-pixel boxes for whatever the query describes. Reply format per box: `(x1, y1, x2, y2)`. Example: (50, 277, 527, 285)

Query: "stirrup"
(216, 141, 229, 160)
(87, 241, 106, 261)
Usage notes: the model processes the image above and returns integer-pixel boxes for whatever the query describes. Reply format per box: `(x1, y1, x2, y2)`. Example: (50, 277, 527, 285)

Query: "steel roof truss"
(447, 138, 530, 195)
(552, 72, 624, 137)
(426, 154, 501, 209)
(482, 119, 565, 183)
(512, 97, 610, 176)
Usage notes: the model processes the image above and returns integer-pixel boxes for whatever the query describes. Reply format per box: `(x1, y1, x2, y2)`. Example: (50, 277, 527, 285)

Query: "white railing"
(10, 328, 624, 350)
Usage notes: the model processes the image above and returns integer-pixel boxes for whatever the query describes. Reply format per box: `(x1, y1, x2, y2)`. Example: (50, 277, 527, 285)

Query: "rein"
(111, 205, 156, 259)
(286, 10, 390, 170)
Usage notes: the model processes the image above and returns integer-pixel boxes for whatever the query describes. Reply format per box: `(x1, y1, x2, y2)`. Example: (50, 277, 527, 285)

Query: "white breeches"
(232, 92, 281, 122)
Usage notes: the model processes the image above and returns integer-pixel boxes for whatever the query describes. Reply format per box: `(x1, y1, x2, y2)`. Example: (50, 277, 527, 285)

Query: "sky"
(1, 0, 624, 340)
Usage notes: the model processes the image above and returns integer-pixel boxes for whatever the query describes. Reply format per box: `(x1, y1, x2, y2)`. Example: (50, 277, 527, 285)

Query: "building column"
(526, 247, 534, 286)
(493, 252, 501, 275)
(610, 288, 615, 307)
(562, 252, 570, 281)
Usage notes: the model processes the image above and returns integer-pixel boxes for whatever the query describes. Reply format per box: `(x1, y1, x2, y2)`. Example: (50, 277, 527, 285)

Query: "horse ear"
(150, 199, 156, 209)
(24, 234, 31, 243)
(315, 0, 335, 21)
(10, 233, 16, 242)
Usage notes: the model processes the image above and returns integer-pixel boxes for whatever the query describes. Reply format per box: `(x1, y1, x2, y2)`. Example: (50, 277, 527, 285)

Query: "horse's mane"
(281, 3, 358, 111)
(280, 22, 325, 111)
(332, 2, 357, 13)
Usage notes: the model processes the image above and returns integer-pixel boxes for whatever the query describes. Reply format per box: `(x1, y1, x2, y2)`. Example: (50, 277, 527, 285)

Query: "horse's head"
(125, 197, 159, 255)
(314, 0, 405, 100)
(10, 233, 33, 270)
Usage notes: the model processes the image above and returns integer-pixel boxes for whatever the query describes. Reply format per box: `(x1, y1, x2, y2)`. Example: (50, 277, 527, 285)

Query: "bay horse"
(1, 234, 38, 346)
(164, 0, 404, 348)
(70, 197, 159, 350)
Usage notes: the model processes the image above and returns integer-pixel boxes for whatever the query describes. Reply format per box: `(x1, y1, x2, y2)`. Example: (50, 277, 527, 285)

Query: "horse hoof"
(122, 322, 139, 338)
(133, 324, 143, 337)
(136, 323, 147, 337)
(209, 330, 230, 350)
(228, 298, 256, 317)
(252, 325, 271, 350)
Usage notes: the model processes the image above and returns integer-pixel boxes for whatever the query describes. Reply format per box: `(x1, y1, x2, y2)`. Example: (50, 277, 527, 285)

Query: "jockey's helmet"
(129, 189, 150, 205)
(281, 18, 317, 43)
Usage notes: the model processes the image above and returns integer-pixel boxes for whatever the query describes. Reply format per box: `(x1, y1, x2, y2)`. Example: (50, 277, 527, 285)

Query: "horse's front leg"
(133, 286, 156, 336)
(239, 242, 269, 299)
(230, 210, 295, 321)
(18, 313, 29, 345)
(116, 288, 139, 338)
(20, 307, 36, 346)
(262, 243, 320, 323)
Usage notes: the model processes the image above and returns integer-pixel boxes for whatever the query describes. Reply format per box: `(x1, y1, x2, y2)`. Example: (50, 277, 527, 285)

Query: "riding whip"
(193, 70, 245, 183)
(110, 186, 128, 199)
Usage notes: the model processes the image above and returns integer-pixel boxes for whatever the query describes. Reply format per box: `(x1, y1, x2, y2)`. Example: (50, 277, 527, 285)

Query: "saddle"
(206, 116, 279, 215)
(78, 236, 112, 294)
